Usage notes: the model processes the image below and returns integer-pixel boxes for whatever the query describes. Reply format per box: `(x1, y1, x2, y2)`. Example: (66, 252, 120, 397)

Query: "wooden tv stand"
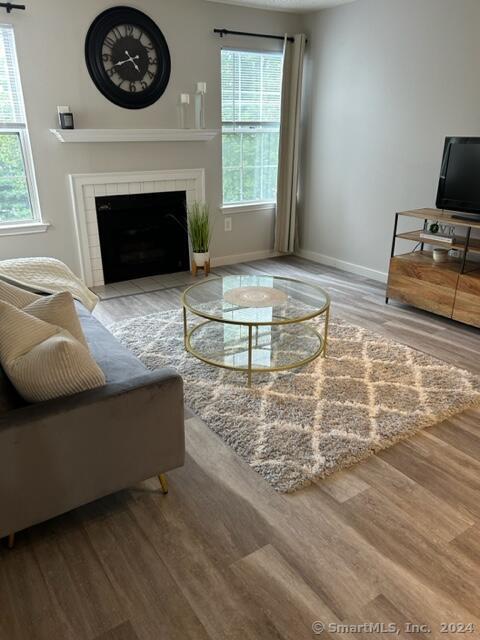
(386, 208, 480, 328)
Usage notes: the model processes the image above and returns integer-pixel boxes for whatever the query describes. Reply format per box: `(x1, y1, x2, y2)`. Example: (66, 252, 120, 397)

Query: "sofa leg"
(7, 533, 15, 549)
(158, 473, 169, 495)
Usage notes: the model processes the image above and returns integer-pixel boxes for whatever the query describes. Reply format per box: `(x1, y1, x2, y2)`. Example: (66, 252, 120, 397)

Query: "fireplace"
(69, 169, 204, 287)
(95, 190, 189, 284)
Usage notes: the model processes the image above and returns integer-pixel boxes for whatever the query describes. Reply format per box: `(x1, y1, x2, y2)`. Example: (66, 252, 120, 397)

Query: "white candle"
(196, 82, 207, 94)
(180, 93, 190, 104)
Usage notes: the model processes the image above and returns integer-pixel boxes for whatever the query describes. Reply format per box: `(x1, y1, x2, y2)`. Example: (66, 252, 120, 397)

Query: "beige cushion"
(0, 278, 40, 307)
(0, 301, 105, 403)
(24, 291, 88, 348)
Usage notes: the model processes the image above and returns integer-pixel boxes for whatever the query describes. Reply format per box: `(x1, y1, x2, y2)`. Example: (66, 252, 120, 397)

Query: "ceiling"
(205, 0, 356, 12)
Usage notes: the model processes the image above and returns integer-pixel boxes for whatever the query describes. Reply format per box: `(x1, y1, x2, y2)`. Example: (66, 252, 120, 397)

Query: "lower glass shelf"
(186, 320, 324, 372)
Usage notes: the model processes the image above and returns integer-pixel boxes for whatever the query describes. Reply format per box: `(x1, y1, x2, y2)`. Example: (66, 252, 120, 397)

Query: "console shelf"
(395, 230, 480, 255)
(386, 209, 480, 327)
(396, 208, 480, 230)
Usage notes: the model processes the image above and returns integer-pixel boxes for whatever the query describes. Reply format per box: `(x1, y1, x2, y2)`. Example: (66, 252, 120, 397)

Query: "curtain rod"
(0, 3, 25, 12)
(214, 28, 294, 43)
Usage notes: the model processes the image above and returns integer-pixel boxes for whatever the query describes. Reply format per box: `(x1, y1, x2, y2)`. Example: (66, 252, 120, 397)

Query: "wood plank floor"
(1, 256, 480, 640)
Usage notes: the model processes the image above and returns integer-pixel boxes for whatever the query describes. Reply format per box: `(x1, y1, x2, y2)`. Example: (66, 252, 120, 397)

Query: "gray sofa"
(0, 301, 184, 545)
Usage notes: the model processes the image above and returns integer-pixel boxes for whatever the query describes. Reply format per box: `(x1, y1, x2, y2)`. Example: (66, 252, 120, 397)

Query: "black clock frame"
(85, 6, 171, 110)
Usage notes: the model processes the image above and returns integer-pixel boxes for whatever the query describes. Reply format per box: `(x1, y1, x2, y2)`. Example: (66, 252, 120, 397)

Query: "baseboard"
(296, 248, 388, 283)
(211, 249, 281, 268)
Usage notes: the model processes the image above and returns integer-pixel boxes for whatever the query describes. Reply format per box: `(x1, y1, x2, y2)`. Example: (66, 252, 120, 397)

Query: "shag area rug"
(110, 311, 480, 493)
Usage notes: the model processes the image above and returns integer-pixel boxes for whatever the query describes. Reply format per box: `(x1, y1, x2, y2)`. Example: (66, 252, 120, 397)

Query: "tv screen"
(436, 137, 480, 217)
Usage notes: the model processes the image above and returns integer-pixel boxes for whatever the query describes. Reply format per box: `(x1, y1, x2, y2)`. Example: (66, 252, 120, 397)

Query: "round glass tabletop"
(182, 275, 330, 326)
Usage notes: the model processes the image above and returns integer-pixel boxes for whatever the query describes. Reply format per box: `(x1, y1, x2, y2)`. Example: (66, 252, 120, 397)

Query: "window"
(0, 24, 41, 225)
(221, 49, 283, 207)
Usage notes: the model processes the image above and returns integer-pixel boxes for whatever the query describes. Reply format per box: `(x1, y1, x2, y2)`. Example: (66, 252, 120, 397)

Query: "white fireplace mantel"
(50, 128, 218, 143)
(69, 168, 205, 287)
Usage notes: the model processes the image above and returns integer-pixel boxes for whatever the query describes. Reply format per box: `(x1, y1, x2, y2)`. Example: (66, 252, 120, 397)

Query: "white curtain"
(274, 34, 306, 254)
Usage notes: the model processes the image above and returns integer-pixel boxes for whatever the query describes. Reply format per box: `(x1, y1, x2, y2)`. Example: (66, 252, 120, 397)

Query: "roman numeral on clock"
(104, 35, 116, 49)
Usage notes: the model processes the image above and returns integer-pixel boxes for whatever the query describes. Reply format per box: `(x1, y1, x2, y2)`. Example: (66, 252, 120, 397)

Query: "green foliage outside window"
(222, 131, 279, 204)
(0, 133, 33, 222)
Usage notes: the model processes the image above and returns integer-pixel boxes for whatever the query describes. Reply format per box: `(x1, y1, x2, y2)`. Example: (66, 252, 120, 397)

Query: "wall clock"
(85, 6, 171, 109)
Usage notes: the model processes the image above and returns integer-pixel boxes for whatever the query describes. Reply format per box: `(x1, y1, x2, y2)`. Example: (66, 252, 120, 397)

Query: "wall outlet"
(224, 217, 232, 232)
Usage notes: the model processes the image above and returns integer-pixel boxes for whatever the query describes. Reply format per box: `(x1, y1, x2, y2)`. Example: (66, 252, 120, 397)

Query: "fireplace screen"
(95, 190, 189, 283)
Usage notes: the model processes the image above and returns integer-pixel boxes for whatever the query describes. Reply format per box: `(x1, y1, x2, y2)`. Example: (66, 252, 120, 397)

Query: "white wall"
(2, 0, 300, 273)
(298, 0, 480, 280)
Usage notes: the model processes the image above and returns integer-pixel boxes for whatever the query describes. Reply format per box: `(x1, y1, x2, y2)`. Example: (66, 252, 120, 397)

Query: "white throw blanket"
(0, 257, 98, 311)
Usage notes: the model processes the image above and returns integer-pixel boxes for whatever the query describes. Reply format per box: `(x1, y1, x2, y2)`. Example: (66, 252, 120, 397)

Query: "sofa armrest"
(0, 368, 184, 538)
(0, 368, 182, 429)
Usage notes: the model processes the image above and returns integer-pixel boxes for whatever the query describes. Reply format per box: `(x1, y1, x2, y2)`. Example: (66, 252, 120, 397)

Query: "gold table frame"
(181, 276, 330, 386)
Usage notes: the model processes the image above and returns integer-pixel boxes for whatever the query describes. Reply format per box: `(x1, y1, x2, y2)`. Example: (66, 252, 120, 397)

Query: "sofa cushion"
(0, 278, 40, 307)
(0, 301, 106, 403)
(0, 281, 40, 412)
(25, 292, 89, 348)
(75, 302, 148, 384)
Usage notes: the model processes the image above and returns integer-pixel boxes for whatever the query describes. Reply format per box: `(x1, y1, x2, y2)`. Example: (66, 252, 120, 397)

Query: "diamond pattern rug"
(110, 311, 480, 493)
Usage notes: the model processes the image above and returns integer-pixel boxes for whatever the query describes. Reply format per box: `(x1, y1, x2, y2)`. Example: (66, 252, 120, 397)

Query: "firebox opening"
(95, 190, 189, 284)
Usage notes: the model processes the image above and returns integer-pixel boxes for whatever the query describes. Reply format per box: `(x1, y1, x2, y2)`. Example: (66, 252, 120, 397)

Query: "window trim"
(0, 220, 49, 236)
(220, 202, 276, 216)
(0, 24, 43, 228)
(221, 47, 283, 209)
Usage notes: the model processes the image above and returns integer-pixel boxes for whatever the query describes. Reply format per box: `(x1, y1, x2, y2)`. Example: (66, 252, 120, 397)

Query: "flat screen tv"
(436, 137, 480, 220)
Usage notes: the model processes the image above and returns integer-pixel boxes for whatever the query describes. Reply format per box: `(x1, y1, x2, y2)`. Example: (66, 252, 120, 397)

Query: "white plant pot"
(193, 251, 209, 267)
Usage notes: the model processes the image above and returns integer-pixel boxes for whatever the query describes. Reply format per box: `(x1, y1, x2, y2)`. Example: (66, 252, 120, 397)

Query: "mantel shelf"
(49, 128, 219, 143)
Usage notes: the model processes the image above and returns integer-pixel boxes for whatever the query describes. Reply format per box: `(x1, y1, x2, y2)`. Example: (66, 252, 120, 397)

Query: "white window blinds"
(0, 24, 26, 126)
(221, 49, 283, 129)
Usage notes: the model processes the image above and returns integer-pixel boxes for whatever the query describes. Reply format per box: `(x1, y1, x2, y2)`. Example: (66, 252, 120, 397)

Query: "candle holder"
(178, 93, 190, 129)
(194, 82, 206, 129)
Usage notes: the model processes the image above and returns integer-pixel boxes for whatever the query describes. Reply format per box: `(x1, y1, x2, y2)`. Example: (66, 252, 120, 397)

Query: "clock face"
(102, 25, 158, 93)
(85, 7, 170, 109)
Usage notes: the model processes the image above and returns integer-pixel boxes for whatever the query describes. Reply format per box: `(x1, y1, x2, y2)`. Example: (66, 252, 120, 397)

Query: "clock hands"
(113, 50, 140, 72)
(114, 58, 133, 66)
(125, 50, 140, 71)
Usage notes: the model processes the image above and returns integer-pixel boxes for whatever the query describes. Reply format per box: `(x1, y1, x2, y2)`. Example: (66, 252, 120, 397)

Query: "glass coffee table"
(182, 275, 330, 386)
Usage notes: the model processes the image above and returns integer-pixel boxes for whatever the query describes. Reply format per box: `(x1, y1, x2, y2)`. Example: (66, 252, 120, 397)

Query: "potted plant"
(188, 201, 213, 268)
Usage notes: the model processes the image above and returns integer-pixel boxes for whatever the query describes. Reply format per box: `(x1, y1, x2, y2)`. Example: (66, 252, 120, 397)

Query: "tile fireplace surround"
(69, 169, 205, 287)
